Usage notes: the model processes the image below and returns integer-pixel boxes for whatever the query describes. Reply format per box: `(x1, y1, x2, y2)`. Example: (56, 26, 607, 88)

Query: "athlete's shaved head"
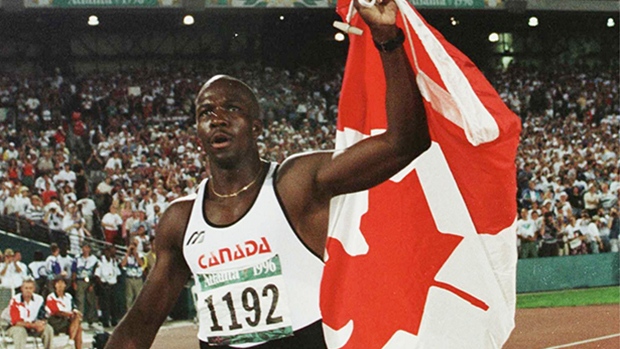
(196, 75, 260, 119)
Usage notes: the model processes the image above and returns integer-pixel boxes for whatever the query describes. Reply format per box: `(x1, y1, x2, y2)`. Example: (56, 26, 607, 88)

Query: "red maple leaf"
(321, 170, 488, 348)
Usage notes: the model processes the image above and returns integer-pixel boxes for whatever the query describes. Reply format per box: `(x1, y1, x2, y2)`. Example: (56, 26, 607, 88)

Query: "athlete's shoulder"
(157, 191, 199, 247)
(277, 150, 335, 179)
(170, 191, 198, 206)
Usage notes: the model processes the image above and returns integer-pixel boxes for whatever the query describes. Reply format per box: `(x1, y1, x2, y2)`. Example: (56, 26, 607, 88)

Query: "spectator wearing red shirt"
(7, 279, 54, 349)
(21, 156, 36, 190)
(41, 181, 58, 206)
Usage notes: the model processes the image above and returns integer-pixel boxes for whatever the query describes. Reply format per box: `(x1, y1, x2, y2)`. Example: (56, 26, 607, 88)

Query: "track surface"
(148, 304, 619, 349)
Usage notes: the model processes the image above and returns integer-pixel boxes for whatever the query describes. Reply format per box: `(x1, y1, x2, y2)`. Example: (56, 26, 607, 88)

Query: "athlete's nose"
(208, 107, 229, 127)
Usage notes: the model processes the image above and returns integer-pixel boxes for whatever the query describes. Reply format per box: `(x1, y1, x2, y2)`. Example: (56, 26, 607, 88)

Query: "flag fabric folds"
(320, 1, 522, 348)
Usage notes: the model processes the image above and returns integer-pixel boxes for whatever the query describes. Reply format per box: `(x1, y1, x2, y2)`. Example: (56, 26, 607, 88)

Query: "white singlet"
(183, 163, 324, 347)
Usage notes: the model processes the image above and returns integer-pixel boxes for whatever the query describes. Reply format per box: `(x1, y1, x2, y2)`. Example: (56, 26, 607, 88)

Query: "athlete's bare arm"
(105, 200, 193, 349)
(277, 0, 429, 256)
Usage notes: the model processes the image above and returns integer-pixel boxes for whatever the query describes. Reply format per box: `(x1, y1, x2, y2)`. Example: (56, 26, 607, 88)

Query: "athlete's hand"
(354, 0, 399, 42)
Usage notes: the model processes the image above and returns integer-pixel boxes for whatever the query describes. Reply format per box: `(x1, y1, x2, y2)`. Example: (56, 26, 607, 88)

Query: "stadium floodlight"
(528, 16, 538, 27)
(607, 18, 615, 28)
(88, 15, 99, 27)
(334, 32, 345, 42)
(183, 15, 195, 26)
(488, 33, 499, 43)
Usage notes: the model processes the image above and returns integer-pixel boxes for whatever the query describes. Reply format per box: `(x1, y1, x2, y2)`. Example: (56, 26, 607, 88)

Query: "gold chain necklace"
(209, 162, 266, 199)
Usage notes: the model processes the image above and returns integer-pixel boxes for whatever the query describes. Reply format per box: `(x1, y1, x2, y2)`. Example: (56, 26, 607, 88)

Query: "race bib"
(193, 255, 294, 346)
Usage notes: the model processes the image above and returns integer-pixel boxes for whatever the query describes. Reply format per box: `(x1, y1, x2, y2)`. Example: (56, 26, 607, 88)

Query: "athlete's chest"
(203, 191, 261, 227)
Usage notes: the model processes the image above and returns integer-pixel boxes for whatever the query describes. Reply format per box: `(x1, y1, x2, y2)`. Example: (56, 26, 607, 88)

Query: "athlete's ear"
(251, 119, 263, 139)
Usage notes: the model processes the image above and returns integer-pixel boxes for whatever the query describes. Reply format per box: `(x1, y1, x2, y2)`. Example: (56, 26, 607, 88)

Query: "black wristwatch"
(374, 28, 405, 53)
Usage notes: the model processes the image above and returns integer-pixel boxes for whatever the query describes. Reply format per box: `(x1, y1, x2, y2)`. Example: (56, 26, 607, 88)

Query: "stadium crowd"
(489, 65, 619, 257)
(0, 62, 618, 333)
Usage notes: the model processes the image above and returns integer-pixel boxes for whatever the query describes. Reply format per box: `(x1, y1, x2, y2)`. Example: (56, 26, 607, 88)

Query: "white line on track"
(543, 333, 620, 349)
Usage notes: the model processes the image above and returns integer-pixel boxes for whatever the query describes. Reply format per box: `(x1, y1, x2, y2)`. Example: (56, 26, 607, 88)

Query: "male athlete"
(106, 0, 430, 347)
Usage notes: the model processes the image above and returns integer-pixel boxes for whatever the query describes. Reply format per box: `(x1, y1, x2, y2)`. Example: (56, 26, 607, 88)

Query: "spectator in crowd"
(599, 183, 617, 210)
(63, 202, 85, 255)
(77, 194, 98, 233)
(34, 172, 55, 196)
(596, 213, 611, 252)
(0, 249, 29, 293)
(583, 184, 600, 218)
(142, 238, 156, 279)
(45, 276, 84, 349)
(609, 208, 619, 253)
(121, 240, 143, 311)
(132, 225, 150, 254)
(119, 200, 134, 241)
(15, 187, 32, 217)
(28, 250, 48, 296)
(2, 142, 19, 161)
(7, 279, 54, 349)
(57, 246, 75, 281)
(94, 245, 121, 328)
(43, 199, 64, 238)
(44, 244, 62, 290)
(521, 181, 542, 209)
(61, 184, 78, 206)
(71, 243, 99, 329)
(101, 205, 122, 245)
(40, 180, 58, 205)
(539, 212, 560, 257)
(25, 195, 45, 224)
(517, 208, 538, 258)
(2, 185, 19, 216)
(585, 215, 604, 254)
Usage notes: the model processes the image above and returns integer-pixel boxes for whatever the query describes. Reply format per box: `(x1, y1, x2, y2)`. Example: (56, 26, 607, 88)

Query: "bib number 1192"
(205, 283, 282, 332)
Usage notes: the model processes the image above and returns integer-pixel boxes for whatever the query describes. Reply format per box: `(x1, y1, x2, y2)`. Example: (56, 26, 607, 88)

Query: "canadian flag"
(320, 1, 522, 348)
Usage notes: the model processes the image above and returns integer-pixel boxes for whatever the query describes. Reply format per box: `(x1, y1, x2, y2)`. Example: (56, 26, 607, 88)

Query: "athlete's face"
(195, 77, 262, 167)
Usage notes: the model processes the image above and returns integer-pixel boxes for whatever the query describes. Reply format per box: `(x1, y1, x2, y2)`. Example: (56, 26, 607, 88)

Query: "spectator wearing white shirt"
(43, 200, 64, 233)
(34, 172, 55, 194)
(586, 216, 604, 254)
(61, 184, 78, 207)
(0, 249, 29, 292)
(25, 195, 45, 224)
(95, 245, 121, 328)
(121, 240, 143, 311)
(57, 163, 76, 188)
(583, 184, 600, 217)
(2, 142, 19, 161)
(71, 244, 99, 327)
(95, 177, 113, 195)
(599, 183, 618, 211)
(76, 197, 97, 233)
(15, 187, 32, 217)
(104, 152, 123, 171)
(62, 203, 89, 256)
(517, 208, 538, 258)
(101, 205, 122, 244)
(132, 225, 150, 254)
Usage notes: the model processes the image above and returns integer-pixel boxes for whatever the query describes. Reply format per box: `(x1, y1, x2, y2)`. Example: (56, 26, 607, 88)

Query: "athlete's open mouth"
(211, 133, 231, 149)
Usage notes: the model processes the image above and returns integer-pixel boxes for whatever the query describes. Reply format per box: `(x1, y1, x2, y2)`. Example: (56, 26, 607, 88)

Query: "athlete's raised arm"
(280, 0, 429, 199)
(105, 200, 193, 349)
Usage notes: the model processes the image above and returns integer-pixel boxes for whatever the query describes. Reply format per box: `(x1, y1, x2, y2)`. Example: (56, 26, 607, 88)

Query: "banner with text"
(206, 0, 488, 8)
(24, 0, 181, 7)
